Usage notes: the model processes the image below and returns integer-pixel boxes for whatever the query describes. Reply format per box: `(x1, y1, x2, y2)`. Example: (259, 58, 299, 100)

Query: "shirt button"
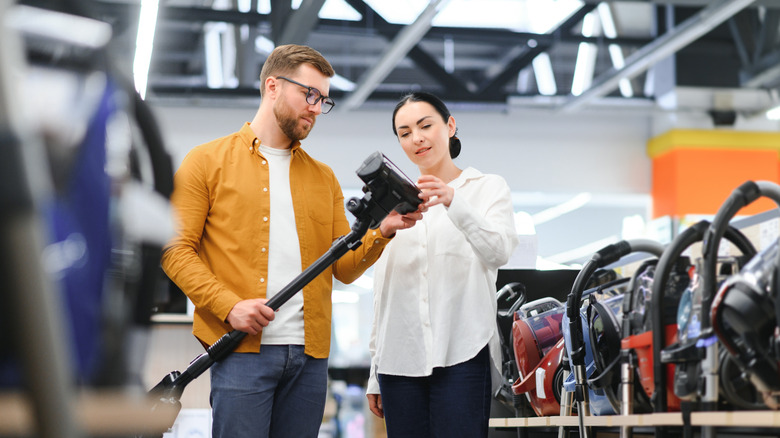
(260, 278, 265, 283)
(261, 248, 266, 252)
(262, 160, 267, 165)
(374, 240, 379, 244)
(263, 187, 268, 192)
(263, 217, 268, 222)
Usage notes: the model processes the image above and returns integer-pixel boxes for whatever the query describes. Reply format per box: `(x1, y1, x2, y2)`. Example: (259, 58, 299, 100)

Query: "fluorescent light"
(571, 12, 597, 96)
(599, 4, 633, 98)
(531, 192, 592, 225)
(532, 53, 557, 96)
(133, 0, 160, 99)
(204, 23, 225, 89)
(237, 0, 251, 13)
(254, 36, 275, 55)
(609, 46, 634, 97)
(444, 37, 455, 73)
(597, 3, 617, 38)
(767, 104, 780, 120)
(330, 74, 356, 92)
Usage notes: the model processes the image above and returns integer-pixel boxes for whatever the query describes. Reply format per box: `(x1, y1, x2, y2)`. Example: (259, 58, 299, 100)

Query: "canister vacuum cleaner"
(564, 239, 665, 438)
(710, 181, 780, 410)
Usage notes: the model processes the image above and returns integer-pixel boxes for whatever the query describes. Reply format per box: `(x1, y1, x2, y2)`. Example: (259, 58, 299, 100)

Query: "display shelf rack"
(490, 411, 780, 429)
(0, 391, 179, 437)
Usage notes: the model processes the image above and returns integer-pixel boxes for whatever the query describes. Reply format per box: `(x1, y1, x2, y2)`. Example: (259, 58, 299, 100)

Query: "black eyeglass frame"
(277, 76, 335, 114)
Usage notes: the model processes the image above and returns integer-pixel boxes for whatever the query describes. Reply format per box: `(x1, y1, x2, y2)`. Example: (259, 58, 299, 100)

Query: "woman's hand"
(366, 393, 384, 418)
(417, 175, 455, 208)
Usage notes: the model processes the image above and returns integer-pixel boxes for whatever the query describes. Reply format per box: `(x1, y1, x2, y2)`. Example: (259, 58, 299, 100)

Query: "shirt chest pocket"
(305, 186, 334, 226)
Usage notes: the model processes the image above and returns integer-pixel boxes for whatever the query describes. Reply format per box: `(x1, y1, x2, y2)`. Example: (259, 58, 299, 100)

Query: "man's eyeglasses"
(277, 76, 335, 114)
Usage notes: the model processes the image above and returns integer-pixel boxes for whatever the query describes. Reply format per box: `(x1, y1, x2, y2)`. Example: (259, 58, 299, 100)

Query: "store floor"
(160, 401, 522, 437)
(145, 324, 520, 437)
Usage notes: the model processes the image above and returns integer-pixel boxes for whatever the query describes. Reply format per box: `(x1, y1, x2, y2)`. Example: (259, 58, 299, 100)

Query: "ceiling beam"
(153, 4, 653, 48)
(727, 9, 758, 68)
(269, 0, 291, 44)
(160, 5, 270, 25)
(477, 3, 597, 97)
(754, 9, 780, 63)
(742, 49, 780, 88)
(342, 0, 470, 98)
(579, 0, 776, 7)
(340, 0, 451, 111)
(276, 0, 326, 46)
(559, 0, 757, 113)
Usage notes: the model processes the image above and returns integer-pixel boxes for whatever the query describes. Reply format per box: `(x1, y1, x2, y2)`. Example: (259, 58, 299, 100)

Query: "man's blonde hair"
(259, 44, 335, 96)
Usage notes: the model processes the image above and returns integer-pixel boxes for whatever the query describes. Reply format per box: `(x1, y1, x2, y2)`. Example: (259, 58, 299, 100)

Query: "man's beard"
(274, 99, 314, 141)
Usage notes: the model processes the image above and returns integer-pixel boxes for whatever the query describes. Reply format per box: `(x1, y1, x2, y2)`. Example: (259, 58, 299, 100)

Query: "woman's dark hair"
(391, 92, 461, 159)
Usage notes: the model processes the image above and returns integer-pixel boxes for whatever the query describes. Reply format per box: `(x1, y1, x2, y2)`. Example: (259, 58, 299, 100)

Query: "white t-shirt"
(257, 144, 305, 345)
(368, 167, 519, 394)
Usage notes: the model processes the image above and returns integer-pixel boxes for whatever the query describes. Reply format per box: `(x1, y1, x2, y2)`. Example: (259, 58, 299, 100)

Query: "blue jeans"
(377, 345, 491, 438)
(210, 345, 328, 438)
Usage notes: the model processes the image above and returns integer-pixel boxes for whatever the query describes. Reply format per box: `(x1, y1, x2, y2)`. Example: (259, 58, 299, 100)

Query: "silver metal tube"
(573, 364, 591, 438)
(558, 368, 573, 438)
(701, 343, 720, 438)
(620, 361, 634, 438)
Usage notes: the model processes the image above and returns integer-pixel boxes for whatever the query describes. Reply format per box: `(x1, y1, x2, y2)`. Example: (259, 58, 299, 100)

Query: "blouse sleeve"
(446, 175, 519, 269)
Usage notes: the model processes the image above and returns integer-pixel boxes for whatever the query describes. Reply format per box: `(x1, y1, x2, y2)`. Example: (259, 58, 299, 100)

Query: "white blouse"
(367, 167, 519, 394)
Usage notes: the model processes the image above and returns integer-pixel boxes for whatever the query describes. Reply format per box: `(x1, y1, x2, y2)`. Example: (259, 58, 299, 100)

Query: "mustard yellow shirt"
(162, 123, 391, 358)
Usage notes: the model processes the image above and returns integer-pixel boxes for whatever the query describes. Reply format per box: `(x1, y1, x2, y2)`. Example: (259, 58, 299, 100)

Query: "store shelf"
(0, 391, 179, 436)
(490, 411, 780, 429)
(151, 312, 194, 324)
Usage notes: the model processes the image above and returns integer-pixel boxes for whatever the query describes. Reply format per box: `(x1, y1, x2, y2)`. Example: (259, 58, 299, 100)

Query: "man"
(161, 44, 420, 437)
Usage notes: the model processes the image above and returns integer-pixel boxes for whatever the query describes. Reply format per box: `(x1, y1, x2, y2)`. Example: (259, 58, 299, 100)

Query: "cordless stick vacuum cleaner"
(145, 152, 422, 436)
(652, 221, 756, 406)
(651, 220, 756, 438)
(561, 275, 631, 417)
(566, 239, 665, 438)
(712, 229, 780, 408)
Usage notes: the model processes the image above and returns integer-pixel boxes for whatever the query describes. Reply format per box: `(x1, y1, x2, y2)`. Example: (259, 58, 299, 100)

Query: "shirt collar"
(239, 122, 302, 155)
(449, 167, 482, 189)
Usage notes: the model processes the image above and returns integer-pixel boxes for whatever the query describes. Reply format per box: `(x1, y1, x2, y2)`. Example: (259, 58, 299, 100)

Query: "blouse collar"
(449, 167, 482, 189)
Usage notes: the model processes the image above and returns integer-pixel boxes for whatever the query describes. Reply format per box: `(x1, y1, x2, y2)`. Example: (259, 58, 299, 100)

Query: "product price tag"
(759, 218, 779, 251)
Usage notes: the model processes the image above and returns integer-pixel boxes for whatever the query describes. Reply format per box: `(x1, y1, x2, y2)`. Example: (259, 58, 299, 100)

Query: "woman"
(367, 92, 519, 437)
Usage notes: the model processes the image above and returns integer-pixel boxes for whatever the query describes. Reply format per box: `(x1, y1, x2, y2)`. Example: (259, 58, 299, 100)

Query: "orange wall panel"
(648, 130, 780, 219)
(651, 148, 778, 218)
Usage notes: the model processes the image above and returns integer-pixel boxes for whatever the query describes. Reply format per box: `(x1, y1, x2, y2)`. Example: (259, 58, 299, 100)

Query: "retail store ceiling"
(80, 0, 780, 113)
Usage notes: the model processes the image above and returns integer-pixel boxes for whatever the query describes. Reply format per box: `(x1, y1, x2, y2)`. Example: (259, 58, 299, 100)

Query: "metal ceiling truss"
(560, 0, 758, 112)
(135, 0, 647, 104)
(80, 0, 780, 111)
(731, 7, 780, 89)
(477, 4, 597, 98)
